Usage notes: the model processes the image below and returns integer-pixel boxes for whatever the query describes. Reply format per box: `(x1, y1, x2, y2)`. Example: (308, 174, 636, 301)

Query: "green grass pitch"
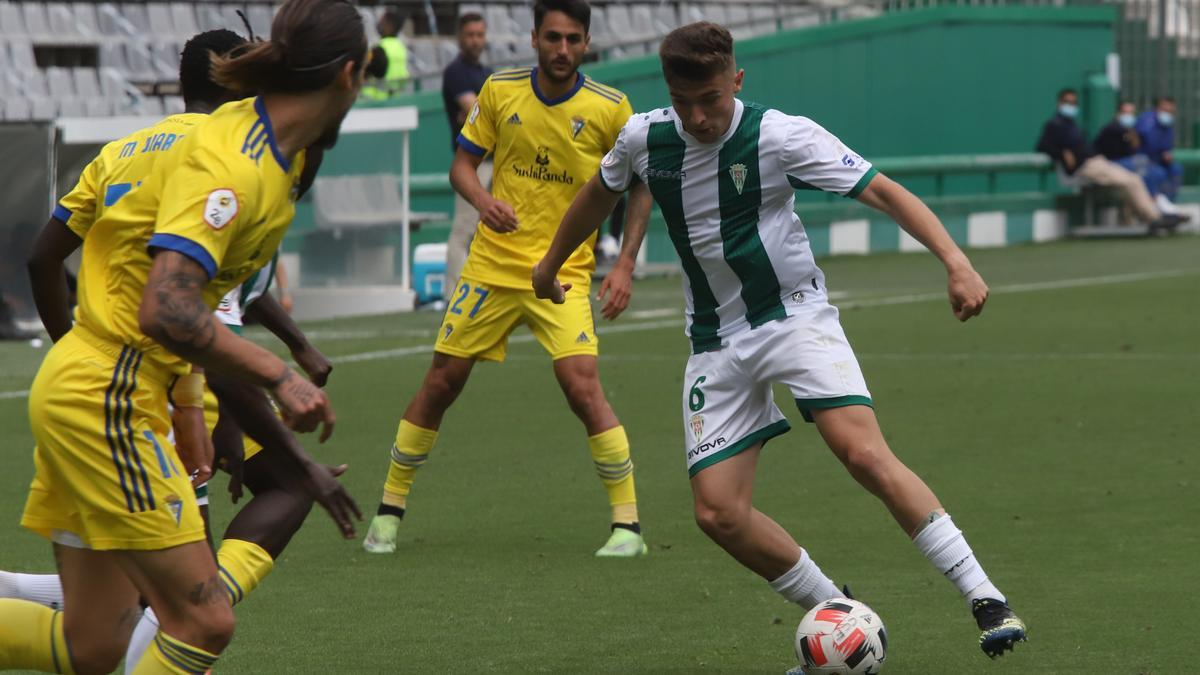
(2, 236, 1197, 673)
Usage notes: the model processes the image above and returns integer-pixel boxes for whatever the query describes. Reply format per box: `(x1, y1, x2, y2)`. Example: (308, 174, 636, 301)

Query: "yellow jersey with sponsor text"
(457, 67, 632, 289)
(72, 96, 305, 378)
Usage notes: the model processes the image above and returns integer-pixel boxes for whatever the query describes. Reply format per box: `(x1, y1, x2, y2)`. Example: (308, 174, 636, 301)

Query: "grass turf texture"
(1, 236, 1197, 673)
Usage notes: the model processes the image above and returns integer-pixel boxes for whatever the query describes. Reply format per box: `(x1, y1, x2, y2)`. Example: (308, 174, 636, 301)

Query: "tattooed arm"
(138, 250, 336, 441)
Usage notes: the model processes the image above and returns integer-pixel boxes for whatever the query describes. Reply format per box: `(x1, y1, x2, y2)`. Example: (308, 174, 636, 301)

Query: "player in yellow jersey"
(0, 2, 367, 673)
(365, 0, 654, 558)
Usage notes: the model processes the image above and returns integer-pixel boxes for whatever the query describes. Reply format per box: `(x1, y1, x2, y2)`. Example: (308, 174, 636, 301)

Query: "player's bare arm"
(140, 250, 335, 440)
(597, 180, 652, 320)
(205, 372, 362, 538)
(450, 146, 518, 232)
(533, 174, 624, 303)
(244, 292, 332, 386)
(455, 92, 478, 128)
(26, 217, 83, 342)
(856, 174, 989, 321)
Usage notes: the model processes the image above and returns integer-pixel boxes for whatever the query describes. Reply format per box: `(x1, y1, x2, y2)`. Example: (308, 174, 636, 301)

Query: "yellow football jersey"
(55, 113, 208, 239)
(73, 96, 305, 377)
(457, 67, 633, 290)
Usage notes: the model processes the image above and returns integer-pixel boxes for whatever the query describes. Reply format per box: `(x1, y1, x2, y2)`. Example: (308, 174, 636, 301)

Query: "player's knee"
(562, 378, 604, 418)
(839, 441, 893, 489)
(694, 501, 748, 541)
(424, 368, 468, 406)
(184, 601, 236, 654)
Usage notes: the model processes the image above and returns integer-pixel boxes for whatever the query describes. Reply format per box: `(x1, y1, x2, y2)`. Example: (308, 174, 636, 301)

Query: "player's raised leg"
(810, 405, 1027, 657)
(552, 354, 646, 556)
(364, 352, 477, 553)
(691, 447, 845, 609)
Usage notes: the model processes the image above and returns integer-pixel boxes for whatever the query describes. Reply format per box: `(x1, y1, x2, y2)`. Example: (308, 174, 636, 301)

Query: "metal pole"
(401, 128, 411, 292)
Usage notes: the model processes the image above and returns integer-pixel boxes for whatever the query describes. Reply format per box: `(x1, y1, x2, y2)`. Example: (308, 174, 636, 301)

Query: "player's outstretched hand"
(303, 462, 361, 539)
(531, 261, 572, 304)
(480, 197, 519, 233)
(271, 368, 336, 442)
(292, 345, 332, 388)
(948, 264, 989, 321)
(598, 259, 634, 320)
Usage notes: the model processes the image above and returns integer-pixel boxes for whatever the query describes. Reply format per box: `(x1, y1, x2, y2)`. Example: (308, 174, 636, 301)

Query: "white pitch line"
(2, 268, 1196, 401)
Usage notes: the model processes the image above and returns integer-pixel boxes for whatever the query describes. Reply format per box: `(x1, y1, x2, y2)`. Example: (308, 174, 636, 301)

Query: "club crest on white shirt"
(729, 163, 748, 195)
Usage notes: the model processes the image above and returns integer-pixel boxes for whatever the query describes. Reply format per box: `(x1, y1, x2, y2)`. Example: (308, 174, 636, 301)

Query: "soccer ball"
(794, 599, 887, 674)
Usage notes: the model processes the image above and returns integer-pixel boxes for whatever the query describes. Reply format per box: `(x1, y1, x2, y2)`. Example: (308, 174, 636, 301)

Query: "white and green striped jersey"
(214, 253, 278, 332)
(599, 99, 877, 353)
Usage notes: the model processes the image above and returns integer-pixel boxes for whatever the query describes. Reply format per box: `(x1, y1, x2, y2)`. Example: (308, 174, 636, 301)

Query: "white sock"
(0, 572, 64, 609)
(123, 606, 159, 675)
(768, 549, 845, 610)
(913, 514, 1005, 606)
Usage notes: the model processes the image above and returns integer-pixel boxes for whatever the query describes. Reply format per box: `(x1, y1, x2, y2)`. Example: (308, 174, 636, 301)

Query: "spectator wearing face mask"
(1135, 96, 1183, 202)
(1036, 88, 1187, 231)
(1093, 101, 1140, 162)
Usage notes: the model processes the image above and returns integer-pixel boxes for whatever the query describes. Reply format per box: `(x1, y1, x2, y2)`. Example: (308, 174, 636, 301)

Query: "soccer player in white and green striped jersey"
(534, 21, 1026, 666)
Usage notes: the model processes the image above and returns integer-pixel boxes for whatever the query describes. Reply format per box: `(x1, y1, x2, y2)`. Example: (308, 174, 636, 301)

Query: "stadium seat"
(46, 2, 87, 41)
(195, 5, 223, 31)
(630, 5, 658, 38)
(21, 1, 52, 41)
(118, 2, 150, 35)
(437, 39, 457, 67)
(153, 41, 181, 75)
(8, 38, 34, 69)
(0, 2, 29, 37)
(73, 67, 101, 98)
(59, 98, 86, 117)
(99, 66, 131, 96)
(146, 3, 175, 38)
(84, 96, 112, 117)
(164, 95, 183, 113)
(653, 3, 679, 32)
(750, 5, 779, 33)
(30, 96, 55, 120)
(589, 5, 610, 41)
(408, 39, 439, 75)
(510, 4, 532, 33)
(46, 66, 76, 98)
(71, 3, 103, 40)
(97, 2, 136, 36)
(169, 3, 198, 37)
(484, 4, 516, 40)
(123, 42, 157, 80)
(247, 4, 272, 39)
(4, 96, 32, 121)
(138, 95, 165, 116)
(359, 6, 378, 44)
(314, 174, 407, 229)
(23, 69, 49, 97)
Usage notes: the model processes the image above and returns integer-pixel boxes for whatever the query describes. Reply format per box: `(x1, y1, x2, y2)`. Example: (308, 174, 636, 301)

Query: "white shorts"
(681, 303, 872, 477)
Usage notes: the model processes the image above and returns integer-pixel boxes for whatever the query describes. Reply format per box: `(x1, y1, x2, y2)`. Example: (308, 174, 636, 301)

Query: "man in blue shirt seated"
(1037, 89, 1186, 231)
(1135, 96, 1183, 204)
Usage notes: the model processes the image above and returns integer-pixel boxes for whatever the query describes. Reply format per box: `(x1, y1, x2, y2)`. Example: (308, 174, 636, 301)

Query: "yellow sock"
(0, 599, 73, 673)
(588, 426, 639, 525)
(381, 420, 438, 509)
(132, 632, 218, 674)
(216, 539, 274, 607)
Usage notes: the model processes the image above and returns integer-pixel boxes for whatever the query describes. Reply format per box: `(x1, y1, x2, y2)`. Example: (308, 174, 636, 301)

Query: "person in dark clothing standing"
(441, 12, 492, 299)
(1036, 88, 1184, 230)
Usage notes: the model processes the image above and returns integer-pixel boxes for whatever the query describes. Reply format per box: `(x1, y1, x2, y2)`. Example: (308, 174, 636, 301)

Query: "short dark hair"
(179, 29, 247, 107)
(1057, 88, 1077, 101)
(659, 22, 734, 83)
(533, 0, 590, 33)
(458, 12, 485, 31)
(1116, 99, 1135, 110)
(1155, 95, 1176, 106)
(379, 10, 402, 34)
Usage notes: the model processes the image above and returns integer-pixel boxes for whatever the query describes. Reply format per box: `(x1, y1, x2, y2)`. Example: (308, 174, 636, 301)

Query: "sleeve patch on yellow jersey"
(204, 189, 239, 229)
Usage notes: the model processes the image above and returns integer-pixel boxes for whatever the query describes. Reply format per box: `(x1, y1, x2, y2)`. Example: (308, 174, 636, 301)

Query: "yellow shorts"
(202, 387, 263, 463)
(22, 330, 206, 550)
(436, 276, 599, 362)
